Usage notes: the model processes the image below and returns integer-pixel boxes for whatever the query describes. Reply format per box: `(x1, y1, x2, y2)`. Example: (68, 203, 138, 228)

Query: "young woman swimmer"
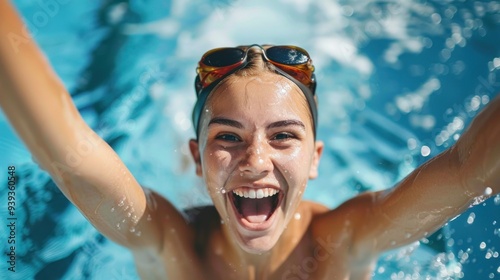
(1, 2, 499, 279)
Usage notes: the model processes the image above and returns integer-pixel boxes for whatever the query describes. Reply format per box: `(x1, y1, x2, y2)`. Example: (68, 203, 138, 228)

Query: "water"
(1, 0, 499, 279)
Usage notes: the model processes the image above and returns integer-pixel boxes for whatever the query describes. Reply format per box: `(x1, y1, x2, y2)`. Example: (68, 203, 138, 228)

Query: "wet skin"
(2, 2, 500, 279)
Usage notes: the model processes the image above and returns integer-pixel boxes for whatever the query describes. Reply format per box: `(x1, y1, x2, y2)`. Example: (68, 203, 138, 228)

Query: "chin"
(227, 208, 289, 255)
(235, 229, 283, 254)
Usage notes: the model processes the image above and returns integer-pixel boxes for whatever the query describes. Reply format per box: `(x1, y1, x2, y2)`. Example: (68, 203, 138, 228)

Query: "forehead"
(206, 73, 310, 120)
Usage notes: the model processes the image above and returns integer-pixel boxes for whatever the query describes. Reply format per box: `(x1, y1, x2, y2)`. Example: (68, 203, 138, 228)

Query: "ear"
(189, 139, 203, 176)
(309, 140, 324, 179)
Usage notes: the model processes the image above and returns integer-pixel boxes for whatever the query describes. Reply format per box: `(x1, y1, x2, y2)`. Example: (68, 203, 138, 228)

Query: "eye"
(271, 132, 295, 141)
(216, 133, 240, 142)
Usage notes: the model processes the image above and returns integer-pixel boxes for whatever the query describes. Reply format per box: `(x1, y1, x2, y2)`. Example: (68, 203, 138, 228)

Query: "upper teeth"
(233, 188, 279, 199)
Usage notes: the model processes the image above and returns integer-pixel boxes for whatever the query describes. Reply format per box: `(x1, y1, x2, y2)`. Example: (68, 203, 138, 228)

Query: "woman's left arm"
(453, 93, 500, 195)
(343, 93, 500, 261)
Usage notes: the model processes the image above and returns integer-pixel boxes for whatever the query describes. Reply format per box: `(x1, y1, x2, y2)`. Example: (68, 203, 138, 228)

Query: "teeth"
(233, 188, 279, 199)
(256, 189, 264, 199)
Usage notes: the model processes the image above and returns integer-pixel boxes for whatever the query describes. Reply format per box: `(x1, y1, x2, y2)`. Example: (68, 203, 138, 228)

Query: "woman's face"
(190, 73, 323, 253)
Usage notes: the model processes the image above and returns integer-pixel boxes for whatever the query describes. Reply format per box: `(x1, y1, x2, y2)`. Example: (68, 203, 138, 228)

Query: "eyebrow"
(266, 119, 305, 130)
(208, 117, 305, 130)
(208, 117, 244, 129)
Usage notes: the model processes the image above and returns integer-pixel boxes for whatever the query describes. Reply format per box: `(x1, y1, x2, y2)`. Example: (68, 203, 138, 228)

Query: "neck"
(220, 224, 274, 269)
(216, 204, 311, 278)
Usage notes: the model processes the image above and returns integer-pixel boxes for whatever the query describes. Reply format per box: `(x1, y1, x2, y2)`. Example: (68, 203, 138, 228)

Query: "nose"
(239, 136, 273, 176)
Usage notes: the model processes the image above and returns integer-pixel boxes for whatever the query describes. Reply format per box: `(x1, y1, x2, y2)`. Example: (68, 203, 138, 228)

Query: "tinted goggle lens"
(265, 46, 309, 65)
(202, 48, 245, 67)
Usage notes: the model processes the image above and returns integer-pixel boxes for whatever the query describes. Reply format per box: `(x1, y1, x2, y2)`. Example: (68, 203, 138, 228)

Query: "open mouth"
(230, 188, 282, 226)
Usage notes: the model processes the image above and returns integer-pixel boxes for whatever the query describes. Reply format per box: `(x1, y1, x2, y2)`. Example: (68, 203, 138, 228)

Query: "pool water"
(1, 0, 499, 279)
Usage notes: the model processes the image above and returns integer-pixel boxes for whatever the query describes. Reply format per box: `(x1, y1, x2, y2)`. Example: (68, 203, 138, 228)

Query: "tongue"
(239, 197, 273, 223)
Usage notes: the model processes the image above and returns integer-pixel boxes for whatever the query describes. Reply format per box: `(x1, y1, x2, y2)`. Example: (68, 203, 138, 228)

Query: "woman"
(1, 1, 499, 279)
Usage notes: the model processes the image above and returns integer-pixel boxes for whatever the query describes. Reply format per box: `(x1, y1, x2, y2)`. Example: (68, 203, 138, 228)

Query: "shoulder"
(308, 192, 379, 248)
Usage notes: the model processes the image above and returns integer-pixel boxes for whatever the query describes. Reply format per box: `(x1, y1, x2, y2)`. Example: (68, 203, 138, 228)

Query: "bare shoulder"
(303, 197, 379, 278)
(308, 192, 378, 256)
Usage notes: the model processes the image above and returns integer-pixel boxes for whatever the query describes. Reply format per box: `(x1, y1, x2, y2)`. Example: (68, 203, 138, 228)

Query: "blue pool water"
(1, 0, 499, 279)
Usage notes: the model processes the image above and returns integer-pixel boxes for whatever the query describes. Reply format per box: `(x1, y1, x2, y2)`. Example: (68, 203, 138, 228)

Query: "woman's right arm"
(0, 1, 190, 254)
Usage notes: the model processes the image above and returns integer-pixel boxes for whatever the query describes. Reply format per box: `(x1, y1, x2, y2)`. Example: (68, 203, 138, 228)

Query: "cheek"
(275, 147, 311, 182)
(203, 149, 234, 182)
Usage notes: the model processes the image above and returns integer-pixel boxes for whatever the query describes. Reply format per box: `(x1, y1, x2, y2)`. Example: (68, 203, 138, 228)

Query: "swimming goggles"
(192, 44, 318, 138)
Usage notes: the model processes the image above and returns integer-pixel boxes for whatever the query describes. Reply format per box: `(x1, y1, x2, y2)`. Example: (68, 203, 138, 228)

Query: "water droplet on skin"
(147, 214, 152, 221)
(116, 223, 121, 229)
(484, 187, 493, 196)
(135, 231, 142, 237)
(294, 213, 301, 220)
(118, 200, 125, 207)
(221, 189, 226, 194)
(127, 212, 132, 217)
(129, 227, 136, 233)
(121, 219, 126, 223)
(110, 207, 115, 212)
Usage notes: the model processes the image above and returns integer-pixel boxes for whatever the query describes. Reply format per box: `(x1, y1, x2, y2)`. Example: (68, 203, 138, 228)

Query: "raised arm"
(0, 1, 188, 254)
(323, 93, 500, 263)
